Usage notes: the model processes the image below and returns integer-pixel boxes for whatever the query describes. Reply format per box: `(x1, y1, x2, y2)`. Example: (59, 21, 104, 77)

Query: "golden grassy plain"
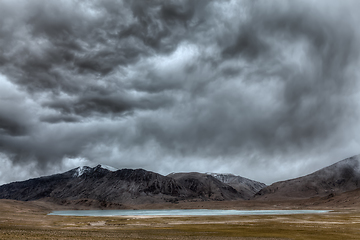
(1, 199, 360, 240)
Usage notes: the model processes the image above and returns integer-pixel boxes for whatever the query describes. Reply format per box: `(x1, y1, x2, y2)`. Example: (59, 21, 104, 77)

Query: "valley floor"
(1, 199, 360, 240)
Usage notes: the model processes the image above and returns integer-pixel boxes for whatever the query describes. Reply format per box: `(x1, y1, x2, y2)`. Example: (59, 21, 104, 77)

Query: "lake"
(48, 209, 330, 217)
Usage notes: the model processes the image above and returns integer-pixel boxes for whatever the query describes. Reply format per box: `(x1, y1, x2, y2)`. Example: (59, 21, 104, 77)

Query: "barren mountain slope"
(167, 172, 246, 200)
(256, 155, 360, 200)
(0, 166, 254, 205)
(0, 165, 183, 205)
(208, 173, 266, 199)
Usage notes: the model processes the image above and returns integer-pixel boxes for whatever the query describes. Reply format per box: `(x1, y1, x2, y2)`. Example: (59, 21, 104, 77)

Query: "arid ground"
(1, 199, 360, 240)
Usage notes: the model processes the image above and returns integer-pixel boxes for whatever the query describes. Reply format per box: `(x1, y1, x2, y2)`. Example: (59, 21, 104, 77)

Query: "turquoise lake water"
(49, 209, 329, 217)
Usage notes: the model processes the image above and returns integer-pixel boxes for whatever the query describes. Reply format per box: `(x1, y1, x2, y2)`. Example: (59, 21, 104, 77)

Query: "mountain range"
(0, 165, 264, 206)
(0, 155, 360, 207)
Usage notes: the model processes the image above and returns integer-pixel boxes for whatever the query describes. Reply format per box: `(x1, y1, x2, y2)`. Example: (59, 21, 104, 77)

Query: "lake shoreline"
(0, 199, 359, 240)
(48, 209, 331, 217)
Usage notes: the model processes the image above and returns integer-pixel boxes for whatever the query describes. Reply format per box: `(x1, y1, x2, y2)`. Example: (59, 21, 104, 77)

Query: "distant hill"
(207, 173, 266, 199)
(167, 172, 244, 200)
(255, 155, 360, 200)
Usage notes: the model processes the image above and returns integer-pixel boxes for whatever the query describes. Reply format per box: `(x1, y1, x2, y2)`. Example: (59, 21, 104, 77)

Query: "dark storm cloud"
(0, 113, 28, 136)
(40, 115, 80, 124)
(0, 82, 34, 138)
(131, 0, 359, 159)
(0, 0, 360, 184)
(43, 90, 173, 117)
(0, 0, 207, 94)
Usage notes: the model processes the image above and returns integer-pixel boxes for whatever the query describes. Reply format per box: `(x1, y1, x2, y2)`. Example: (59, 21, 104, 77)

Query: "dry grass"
(1, 199, 360, 240)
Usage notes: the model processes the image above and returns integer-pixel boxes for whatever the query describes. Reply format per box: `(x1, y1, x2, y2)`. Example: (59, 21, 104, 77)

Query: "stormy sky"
(1, 0, 360, 185)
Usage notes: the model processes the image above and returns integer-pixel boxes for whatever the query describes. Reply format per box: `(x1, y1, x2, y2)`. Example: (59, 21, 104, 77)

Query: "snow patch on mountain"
(99, 164, 118, 172)
(74, 166, 92, 177)
(73, 164, 118, 177)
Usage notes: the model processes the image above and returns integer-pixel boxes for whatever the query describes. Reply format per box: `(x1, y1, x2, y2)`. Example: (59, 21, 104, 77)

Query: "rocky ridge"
(0, 165, 265, 205)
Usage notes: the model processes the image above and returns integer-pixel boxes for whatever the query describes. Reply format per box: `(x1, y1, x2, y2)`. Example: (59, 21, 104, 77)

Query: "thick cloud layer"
(1, 0, 360, 184)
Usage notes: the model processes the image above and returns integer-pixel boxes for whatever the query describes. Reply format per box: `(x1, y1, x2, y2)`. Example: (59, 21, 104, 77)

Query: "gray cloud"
(0, 0, 360, 184)
(40, 115, 80, 124)
(43, 88, 173, 118)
